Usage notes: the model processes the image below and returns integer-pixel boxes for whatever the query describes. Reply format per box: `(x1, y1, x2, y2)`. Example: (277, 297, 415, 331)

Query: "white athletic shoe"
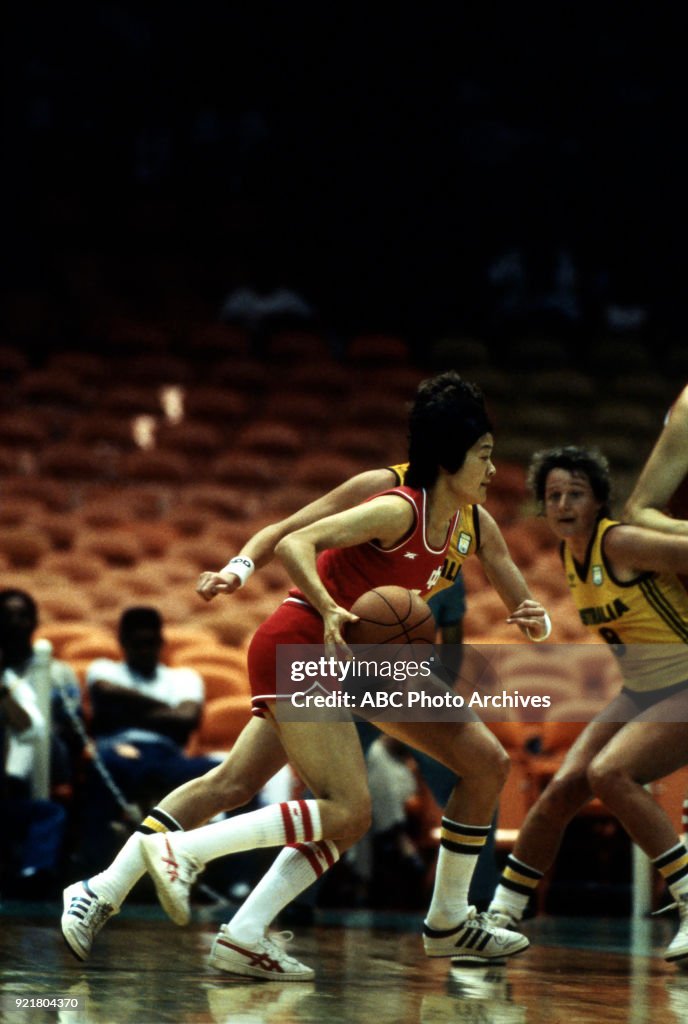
(208, 925, 315, 981)
(483, 908, 521, 930)
(665, 896, 688, 962)
(423, 906, 529, 964)
(61, 880, 118, 961)
(140, 832, 203, 926)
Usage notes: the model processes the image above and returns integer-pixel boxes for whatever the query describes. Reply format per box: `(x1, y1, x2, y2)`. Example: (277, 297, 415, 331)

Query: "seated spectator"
(0, 589, 83, 797)
(81, 607, 222, 869)
(364, 736, 428, 909)
(1, 648, 67, 899)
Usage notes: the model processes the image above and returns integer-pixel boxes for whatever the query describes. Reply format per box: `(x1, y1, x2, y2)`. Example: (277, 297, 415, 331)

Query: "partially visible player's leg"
(587, 696, 688, 963)
(142, 715, 370, 928)
(374, 717, 524, 962)
(488, 713, 626, 926)
(61, 717, 287, 960)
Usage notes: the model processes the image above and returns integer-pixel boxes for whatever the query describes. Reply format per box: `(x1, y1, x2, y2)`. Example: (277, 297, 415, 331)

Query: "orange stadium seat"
(0, 496, 45, 527)
(212, 358, 270, 394)
(262, 391, 337, 431)
(39, 442, 117, 481)
(347, 333, 411, 366)
(40, 550, 108, 584)
(156, 421, 224, 458)
(45, 350, 111, 385)
(186, 695, 252, 756)
(170, 644, 247, 672)
(0, 411, 51, 447)
(182, 385, 250, 424)
(282, 361, 351, 399)
(35, 622, 103, 659)
(193, 664, 250, 702)
(162, 625, 223, 660)
(69, 414, 139, 451)
(0, 527, 52, 568)
(74, 529, 144, 568)
(18, 369, 87, 409)
(0, 476, 73, 512)
(99, 386, 161, 416)
(61, 633, 121, 663)
(236, 420, 303, 460)
(176, 483, 251, 518)
(341, 392, 410, 431)
(211, 452, 274, 490)
(120, 449, 191, 483)
(39, 588, 94, 623)
(266, 330, 331, 364)
(291, 452, 361, 489)
(112, 353, 189, 385)
(325, 425, 391, 463)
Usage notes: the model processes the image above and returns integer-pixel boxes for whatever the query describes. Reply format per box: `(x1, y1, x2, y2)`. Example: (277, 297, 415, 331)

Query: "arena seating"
(1, 323, 682, 844)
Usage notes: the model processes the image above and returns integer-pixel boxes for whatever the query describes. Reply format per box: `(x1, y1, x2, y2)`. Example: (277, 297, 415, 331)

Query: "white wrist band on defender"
(527, 612, 552, 643)
(220, 555, 255, 587)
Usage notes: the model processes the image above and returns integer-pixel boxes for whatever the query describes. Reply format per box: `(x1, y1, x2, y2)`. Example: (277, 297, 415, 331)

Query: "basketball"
(346, 586, 436, 647)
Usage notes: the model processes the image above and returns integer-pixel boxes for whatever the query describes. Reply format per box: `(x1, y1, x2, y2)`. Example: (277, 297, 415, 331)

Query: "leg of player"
(375, 717, 528, 964)
(139, 716, 371, 979)
(586, 704, 688, 963)
(486, 713, 626, 928)
(61, 718, 287, 961)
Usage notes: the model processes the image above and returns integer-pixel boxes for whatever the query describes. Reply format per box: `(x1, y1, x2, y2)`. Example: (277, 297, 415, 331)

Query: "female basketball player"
(487, 444, 688, 964)
(63, 372, 549, 978)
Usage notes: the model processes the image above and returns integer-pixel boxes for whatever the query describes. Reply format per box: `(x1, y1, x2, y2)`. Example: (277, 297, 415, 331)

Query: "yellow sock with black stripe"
(654, 841, 688, 904)
(490, 854, 544, 922)
(425, 818, 491, 930)
(89, 807, 183, 906)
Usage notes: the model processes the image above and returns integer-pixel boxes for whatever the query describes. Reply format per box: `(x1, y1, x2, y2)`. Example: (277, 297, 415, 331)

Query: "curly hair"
(527, 445, 612, 516)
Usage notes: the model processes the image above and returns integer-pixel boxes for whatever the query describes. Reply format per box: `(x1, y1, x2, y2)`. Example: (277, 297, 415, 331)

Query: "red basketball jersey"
(287, 486, 459, 610)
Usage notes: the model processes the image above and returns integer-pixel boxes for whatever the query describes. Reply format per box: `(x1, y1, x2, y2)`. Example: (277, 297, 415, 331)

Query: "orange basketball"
(346, 586, 436, 647)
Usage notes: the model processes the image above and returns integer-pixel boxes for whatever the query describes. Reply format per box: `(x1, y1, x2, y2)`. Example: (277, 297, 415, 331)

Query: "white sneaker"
(665, 897, 688, 962)
(61, 881, 118, 961)
(483, 908, 521, 930)
(140, 832, 203, 926)
(208, 925, 315, 981)
(423, 906, 529, 964)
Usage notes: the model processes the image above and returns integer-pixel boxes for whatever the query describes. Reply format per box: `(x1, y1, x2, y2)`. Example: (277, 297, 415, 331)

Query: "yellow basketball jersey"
(563, 517, 688, 691)
(388, 463, 480, 598)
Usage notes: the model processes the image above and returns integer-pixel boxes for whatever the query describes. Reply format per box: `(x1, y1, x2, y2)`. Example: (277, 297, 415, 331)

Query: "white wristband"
(527, 612, 552, 643)
(220, 555, 255, 588)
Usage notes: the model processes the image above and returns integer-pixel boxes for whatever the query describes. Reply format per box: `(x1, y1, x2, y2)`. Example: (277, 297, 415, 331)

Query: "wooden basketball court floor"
(1, 903, 688, 1024)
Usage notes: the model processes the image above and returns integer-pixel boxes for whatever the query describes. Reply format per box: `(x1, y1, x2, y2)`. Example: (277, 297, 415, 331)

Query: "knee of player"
(586, 757, 625, 799)
(538, 770, 589, 816)
(205, 763, 256, 811)
(340, 795, 373, 843)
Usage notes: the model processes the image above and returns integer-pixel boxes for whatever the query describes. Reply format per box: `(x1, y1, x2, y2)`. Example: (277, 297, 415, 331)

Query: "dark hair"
(405, 371, 493, 488)
(527, 445, 612, 516)
(0, 588, 38, 630)
(118, 606, 163, 639)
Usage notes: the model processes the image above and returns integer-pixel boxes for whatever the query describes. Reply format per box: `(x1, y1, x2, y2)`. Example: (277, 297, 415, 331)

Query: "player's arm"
(623, 385, 688, 535)
(476, 507, 551, 640)
(604, 522, 688, 576)
(197, 468, 397, 600)
(275, 495, 416, 649)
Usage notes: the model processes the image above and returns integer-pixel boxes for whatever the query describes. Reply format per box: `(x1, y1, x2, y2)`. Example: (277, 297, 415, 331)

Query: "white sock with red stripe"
(89, 807, 183, 907)
(171, 800, 322, 864)
(227, 841, 340, 945)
